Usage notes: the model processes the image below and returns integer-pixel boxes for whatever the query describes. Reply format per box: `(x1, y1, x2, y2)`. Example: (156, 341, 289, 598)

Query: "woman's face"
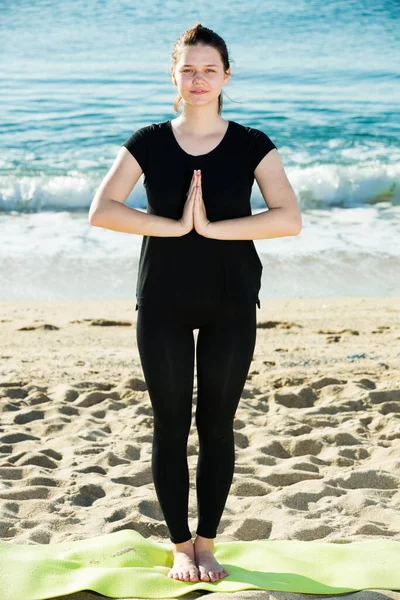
(171, 44, 230, 106)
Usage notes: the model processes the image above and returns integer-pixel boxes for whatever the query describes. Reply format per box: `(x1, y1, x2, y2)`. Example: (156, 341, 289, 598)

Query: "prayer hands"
(179, 170, 210, 236)
(193, 170, 211, 236)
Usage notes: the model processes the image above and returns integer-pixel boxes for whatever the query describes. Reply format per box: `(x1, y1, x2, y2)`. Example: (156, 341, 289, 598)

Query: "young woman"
(89, 22, 301, 585)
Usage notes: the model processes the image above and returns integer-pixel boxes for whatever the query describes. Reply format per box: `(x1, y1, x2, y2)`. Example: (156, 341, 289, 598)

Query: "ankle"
(172, 539, 194, 553)
(194, 534, 215, 550)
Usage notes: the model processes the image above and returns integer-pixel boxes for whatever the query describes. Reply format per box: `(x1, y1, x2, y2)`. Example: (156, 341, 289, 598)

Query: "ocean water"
(1, 0, 399, 300)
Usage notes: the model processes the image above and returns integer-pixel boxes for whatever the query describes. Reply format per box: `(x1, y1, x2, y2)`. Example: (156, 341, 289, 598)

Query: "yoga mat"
(0, 529, 399, 600)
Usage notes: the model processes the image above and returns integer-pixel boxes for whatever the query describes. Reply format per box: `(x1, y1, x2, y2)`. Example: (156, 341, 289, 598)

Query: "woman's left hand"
(193, 170, 211, 237)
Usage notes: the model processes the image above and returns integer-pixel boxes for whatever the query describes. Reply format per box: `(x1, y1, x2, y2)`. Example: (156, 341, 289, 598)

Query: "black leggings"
(136, 301, 257, 544)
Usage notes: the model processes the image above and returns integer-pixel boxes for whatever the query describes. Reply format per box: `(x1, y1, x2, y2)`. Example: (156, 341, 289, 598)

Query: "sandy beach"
(0, 295, 399, 600)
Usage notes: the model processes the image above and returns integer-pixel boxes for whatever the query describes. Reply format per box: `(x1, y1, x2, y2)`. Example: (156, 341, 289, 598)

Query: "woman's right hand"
(178, 171, 198, 234)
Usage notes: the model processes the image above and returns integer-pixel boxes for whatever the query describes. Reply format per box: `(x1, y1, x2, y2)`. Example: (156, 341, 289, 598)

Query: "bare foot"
(194, 547, 229, 582)
(168, 543, 199, 582)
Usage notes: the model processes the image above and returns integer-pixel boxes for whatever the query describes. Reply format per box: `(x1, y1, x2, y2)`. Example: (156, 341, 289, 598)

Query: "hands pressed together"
(179, 169, 210, 237)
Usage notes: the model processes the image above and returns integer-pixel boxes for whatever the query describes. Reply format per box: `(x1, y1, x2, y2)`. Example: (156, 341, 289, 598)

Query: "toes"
(196, 565, 228, 583)
(209, 570, 228, 581)
(169, 570, 199, 581)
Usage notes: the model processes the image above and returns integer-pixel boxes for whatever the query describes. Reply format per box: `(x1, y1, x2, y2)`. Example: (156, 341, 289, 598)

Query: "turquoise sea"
(1, 0, 399, 299)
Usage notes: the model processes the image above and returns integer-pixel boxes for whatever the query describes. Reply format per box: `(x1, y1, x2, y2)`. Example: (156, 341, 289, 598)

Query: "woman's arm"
(205, 149, 302, 240)
(88, 148, 185, 237)
(90, 201, 184, 236)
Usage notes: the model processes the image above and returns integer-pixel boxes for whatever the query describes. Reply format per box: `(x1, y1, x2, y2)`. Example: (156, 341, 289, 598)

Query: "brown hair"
(171, 22, 233, 115)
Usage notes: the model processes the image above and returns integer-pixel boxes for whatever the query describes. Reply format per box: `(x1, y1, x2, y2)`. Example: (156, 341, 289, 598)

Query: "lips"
(191, 90, 207, 94)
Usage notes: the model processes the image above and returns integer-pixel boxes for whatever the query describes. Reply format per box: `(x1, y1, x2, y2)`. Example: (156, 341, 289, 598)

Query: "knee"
(195, 414, 234, 442)
(154, 415, 191, 442)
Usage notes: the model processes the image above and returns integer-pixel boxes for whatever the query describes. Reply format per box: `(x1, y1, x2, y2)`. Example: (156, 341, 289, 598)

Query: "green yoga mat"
(0, 529, 399, 600)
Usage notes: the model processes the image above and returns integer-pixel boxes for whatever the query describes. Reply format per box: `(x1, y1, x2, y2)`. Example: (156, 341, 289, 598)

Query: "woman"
(89, 22, 301, 585)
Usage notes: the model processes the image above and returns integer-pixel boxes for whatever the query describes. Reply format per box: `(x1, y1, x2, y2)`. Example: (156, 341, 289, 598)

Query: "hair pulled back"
(171, 22, 231, 115)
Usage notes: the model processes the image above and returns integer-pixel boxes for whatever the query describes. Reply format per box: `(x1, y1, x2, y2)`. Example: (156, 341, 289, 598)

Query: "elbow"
(284, 219, 302, 236)
(292, 218, 302, 236)
(88, 200, 105, 227)
(288, 193, 302, 235)
(287, 213, 302, 236)
(88, 197, 114, 227)
(88, 210, 102, 227)
(88, 211, 97, 226)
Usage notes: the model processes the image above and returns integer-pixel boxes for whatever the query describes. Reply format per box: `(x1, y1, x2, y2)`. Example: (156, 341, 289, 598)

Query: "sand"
(0, 295, 399, 600)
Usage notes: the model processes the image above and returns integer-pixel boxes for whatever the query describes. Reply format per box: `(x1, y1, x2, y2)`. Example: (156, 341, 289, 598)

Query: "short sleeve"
(121, 127, 148, 174)
(249, 128, 277, 172)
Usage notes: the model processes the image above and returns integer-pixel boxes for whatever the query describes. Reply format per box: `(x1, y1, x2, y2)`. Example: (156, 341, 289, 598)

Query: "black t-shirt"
(122, 119, 277, 309)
